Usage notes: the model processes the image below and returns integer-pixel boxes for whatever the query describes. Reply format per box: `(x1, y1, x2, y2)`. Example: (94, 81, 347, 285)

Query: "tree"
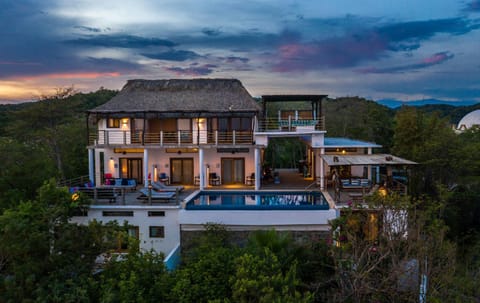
(329, 192, 456, 302)
(231, 248, 313, 303)
(6, 88, 117, 183)
(0, 181, 119, 302)
(172, 224, 239, 302)
(96, 249, 174, 303)
(392, 107, 460, 195)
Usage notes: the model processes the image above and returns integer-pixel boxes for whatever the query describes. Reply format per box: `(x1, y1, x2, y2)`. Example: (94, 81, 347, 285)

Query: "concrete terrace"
(84, 169, 372, 208)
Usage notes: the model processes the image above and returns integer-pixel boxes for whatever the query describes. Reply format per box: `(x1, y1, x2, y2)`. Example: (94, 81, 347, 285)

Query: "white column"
(144, 149, 149, 186)
(367, 147, 372, 181)
(88, 149, 95, 185)
(95, 150, 101, 185)
(199, 148, 205, 190)
(320, 148, 325, 190)
(254, 147, 261, 190)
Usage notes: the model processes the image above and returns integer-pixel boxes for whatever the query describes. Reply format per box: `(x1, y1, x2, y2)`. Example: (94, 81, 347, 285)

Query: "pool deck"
(86, 169, 373, 208)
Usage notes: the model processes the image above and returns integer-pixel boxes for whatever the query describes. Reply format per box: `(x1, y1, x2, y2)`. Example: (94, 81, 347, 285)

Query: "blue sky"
(1, 0, 479, 103)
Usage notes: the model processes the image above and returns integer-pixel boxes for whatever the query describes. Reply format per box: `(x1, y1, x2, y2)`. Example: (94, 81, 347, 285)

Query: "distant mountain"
(376, 98, 479, 108)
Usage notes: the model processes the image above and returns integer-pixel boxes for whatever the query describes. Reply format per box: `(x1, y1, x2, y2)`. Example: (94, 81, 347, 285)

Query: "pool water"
(186, 191, 329, 210)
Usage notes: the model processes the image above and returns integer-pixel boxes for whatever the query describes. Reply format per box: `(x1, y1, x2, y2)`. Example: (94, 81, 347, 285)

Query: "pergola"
(261, 95, 327, 121)
(322, 154, 417, 167)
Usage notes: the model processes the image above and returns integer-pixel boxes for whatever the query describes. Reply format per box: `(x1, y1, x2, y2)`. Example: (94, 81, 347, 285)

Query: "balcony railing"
(89, 130, 254, 146)
(256, 116, 325, 132)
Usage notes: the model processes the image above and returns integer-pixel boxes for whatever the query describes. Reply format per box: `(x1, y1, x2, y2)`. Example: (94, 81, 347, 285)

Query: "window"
(103, 211, 134, 217)
(118, 226, 139, 251)
(107, 118, 120, 128)
(148, 211, 165, 217)
(149, 226, 165, 238)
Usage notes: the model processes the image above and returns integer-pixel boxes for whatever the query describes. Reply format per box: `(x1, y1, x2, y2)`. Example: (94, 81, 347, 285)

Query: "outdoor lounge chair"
(151, 181, 184, 192)
(138, 188, 176, 200)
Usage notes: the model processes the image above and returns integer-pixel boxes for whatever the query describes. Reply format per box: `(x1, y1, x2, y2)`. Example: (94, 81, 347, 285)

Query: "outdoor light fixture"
(378, 186, 387, 197)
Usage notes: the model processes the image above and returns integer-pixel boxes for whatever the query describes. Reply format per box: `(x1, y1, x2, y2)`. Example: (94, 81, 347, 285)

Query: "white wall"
(179, 209, 337, 228)
(70, 206, 181, 255)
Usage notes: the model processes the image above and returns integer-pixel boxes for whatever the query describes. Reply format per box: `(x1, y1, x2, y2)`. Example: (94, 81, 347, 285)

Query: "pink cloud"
(273, 32, 388, 72)
(422, 52, 451, 64)
(18, 72, 121, 81)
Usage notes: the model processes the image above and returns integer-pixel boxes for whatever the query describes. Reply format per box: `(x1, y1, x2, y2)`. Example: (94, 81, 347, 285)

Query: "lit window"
(107, 118, 120, 128)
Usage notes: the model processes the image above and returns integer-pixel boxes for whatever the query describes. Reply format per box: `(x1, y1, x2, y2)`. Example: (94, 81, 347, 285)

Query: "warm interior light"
(121, 118, 128, 129)
(341, 149, 346, 154)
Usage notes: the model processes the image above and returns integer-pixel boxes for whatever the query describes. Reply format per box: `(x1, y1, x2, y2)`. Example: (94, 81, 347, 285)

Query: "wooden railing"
(89, 130, 254, 146)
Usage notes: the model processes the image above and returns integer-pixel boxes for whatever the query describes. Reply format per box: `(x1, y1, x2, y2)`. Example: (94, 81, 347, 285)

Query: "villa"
(71, 78, 415, 264)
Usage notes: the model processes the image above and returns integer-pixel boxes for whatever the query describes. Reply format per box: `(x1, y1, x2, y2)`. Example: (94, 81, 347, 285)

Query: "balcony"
(256, 116, 325, 132)
(89, 130, 254, 147)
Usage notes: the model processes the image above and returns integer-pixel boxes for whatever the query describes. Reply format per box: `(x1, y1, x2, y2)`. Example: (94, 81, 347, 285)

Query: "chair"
(159, 172, 170, 185)
(138, 188, 175, 200)
(246, 173, 255, 185)
(151, 181, 184, 192)
(209, 172, 220, 186)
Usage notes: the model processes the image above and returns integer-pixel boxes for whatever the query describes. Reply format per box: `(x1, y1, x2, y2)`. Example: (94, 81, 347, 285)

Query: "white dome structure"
(457, 109, 480, 131)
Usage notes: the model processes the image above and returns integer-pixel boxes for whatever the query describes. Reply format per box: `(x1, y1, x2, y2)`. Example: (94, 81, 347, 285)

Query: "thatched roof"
(89, 79, 260, 117)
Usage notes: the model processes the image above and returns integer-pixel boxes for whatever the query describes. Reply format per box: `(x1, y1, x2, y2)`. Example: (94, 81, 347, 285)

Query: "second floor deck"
(89, 116, 325, 147)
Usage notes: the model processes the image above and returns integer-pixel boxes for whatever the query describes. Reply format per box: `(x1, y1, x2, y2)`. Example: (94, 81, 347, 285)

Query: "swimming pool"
(185, 190, 329, 210)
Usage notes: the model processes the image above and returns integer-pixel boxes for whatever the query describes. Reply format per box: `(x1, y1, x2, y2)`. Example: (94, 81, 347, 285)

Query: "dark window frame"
(149, 226, 165, 238)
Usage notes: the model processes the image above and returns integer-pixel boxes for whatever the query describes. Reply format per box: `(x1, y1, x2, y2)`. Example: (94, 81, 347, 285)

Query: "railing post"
(215, 130, 218, 146)
(233, 130, 236, 145)
(105, 130, 109, 145)
(123, 131, 126, 144)
(178, 131, 181, 145)
(160, 131, 163, 146)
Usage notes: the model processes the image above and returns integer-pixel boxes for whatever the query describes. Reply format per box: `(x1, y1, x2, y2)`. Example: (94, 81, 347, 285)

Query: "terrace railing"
(89, 130, 254, 146)
(256, 116, 325, 132)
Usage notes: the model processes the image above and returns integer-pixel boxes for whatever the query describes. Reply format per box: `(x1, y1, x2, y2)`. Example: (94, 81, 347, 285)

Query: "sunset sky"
(1, 0, 479, 104)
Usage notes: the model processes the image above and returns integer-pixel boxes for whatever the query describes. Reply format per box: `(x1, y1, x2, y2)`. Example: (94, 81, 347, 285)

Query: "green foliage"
(172, 224, 239, 302)
(0, 181, 120, 302)
(264, 137, 306, 169)
(96, 250, 174, 303)
(231, 248, 312, 303)
(0, 88, 116, 208)
(392, 107, 460, 194)
(324, 97, 395, 151)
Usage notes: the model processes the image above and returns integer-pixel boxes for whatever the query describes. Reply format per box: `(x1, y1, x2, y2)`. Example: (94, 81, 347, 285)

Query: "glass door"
(170, 158, 194, 184)
(119, 158, 143, 184)
(221, 158, 245, 184)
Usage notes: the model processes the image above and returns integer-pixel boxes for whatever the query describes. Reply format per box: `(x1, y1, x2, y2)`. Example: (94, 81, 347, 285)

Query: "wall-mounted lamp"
(121, 118, 128, 127)
(341, 149, 346, 154)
